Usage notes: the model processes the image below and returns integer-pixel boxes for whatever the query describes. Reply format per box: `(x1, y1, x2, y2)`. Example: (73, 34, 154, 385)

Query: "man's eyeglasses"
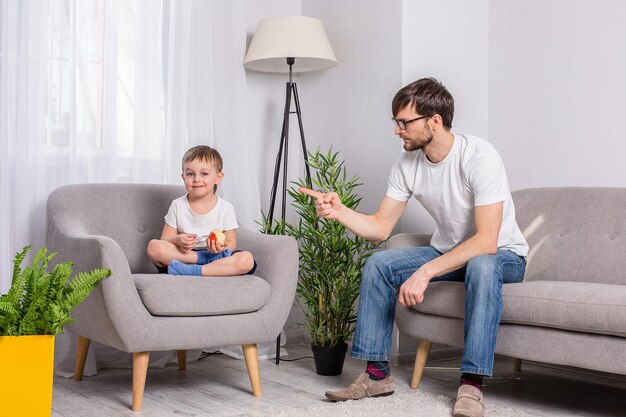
(392, 115, 430, 130)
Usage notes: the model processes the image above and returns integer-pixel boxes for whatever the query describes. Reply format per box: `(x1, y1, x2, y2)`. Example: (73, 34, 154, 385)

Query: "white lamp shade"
(244, 16, 337, 74)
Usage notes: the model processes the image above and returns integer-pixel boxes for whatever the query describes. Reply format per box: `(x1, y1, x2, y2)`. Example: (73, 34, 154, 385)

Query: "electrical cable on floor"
(197, 351, 313, 363)
(198, 351, 224, 360)
(276, 356, 314, 362)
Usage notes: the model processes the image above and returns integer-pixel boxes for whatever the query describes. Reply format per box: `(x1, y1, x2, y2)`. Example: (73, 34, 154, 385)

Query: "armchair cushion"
(134, 274, 270, 316)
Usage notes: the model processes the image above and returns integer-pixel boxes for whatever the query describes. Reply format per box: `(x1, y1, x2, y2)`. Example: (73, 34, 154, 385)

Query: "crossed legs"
(146, 239, 254, 276)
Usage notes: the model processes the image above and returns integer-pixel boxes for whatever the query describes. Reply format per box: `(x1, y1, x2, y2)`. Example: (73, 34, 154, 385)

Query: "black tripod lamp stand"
(266, 57, 313, 232)
(244, 15, 337, 364)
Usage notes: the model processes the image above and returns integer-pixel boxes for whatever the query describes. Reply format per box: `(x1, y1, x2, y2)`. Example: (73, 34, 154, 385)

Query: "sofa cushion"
(133, 274, 270, 316)
(502, 281, 626, 337)
(413, 281, 626, 337)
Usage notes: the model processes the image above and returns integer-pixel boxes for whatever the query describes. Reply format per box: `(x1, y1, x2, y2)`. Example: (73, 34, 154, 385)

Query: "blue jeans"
(351, 246, 526, 376)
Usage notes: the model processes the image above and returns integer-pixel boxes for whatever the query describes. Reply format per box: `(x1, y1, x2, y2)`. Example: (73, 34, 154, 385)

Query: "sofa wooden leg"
(74, 336, 91, 381)
(132, 352, 150, 411)
(411, 339, 433, 389)
(177, 350, 187, 370)
(513, 358, 522, 372)
(242, 344, 262, 397)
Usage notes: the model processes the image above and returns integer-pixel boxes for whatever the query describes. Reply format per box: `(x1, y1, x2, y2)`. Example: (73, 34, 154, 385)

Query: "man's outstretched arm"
(299, 187, 407, 244)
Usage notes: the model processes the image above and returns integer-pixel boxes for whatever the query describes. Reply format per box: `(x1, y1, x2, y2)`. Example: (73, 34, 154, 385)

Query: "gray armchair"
(46, 183, 298, 411)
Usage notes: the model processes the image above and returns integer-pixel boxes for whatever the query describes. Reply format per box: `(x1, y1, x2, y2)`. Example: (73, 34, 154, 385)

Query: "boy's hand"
(299, 187, 343, 220)
(176, 233, 197, 251)
(207, 238, 226, 254)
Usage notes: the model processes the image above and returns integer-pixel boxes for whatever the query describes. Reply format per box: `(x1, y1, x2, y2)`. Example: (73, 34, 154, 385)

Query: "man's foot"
(454, 384, 485, 417)
(324, 372, 394, 401)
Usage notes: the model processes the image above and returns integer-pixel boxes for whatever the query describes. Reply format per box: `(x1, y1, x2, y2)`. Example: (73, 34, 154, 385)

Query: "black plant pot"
(311, 343, 348, 376)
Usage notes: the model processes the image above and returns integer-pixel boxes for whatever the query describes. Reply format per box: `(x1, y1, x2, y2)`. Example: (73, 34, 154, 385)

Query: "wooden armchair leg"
(177, 350, 187, 370)
(411, 339, 433, 389)
(74, 336, 91, 381)
(132, 352, 150, 412)
(513, 358, 522, 372)
(242, 344, 262, 397)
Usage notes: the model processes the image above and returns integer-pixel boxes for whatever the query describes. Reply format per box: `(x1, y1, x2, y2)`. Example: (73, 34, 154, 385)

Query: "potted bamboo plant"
(0, 245, 110, 416)
(283, 149, 376, 375)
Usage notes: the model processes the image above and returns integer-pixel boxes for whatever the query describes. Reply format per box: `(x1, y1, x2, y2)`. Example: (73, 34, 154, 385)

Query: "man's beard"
(403, 129, 434, 152)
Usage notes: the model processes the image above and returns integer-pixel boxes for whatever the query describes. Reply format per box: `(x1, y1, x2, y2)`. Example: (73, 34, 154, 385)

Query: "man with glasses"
(300, 77, 528, 417)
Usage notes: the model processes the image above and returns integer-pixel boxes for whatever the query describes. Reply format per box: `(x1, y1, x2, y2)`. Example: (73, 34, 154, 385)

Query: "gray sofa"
(390, 187, 626, 388)
(46, 183, 298, 411)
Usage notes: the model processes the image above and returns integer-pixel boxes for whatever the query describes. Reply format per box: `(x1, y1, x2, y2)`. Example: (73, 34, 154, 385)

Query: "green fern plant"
(0, 245, 111, 336)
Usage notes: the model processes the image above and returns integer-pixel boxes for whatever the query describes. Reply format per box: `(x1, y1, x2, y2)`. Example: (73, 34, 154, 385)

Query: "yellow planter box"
(0, 335, 55, 417)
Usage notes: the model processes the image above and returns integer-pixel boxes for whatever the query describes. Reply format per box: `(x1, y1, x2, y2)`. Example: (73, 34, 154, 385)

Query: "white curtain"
(1, 0, 265, 374)
(0, 0, 262, 294)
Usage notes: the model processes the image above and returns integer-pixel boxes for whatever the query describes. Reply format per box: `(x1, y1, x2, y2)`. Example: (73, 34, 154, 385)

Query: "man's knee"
(362, 251, 395, 285)
(466, 254, 498, 276)
(464, 255, 506, 305)
(364, 251, 391, 273)
(465, 254, 501, 290)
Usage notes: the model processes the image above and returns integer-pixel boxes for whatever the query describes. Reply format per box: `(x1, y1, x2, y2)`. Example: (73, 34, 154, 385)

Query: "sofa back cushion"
(48, 183, 186, 274)
(512, 187, 626, 285)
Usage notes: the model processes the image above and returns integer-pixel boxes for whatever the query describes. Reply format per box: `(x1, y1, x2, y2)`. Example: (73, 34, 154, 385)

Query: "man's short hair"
(181, 145, 223, 173)
(392, 78, 454, 129)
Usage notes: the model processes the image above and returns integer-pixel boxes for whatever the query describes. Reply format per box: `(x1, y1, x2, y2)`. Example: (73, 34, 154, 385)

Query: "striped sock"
(460, 373, 484, 390)
(366, 361, 390, 381)
(168, 260, 202, 276)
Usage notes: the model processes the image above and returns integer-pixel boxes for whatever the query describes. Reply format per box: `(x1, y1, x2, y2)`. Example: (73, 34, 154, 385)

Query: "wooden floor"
(52, 343, 626, 416)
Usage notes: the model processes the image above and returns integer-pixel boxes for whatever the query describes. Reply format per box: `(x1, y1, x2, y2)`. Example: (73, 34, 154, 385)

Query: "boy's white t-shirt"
(386, 132, 528, 257)
(164, 195, 238, 248)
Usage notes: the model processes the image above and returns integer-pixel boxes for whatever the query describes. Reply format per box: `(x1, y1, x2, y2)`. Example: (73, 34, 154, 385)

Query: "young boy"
(147, 145, 255, 276)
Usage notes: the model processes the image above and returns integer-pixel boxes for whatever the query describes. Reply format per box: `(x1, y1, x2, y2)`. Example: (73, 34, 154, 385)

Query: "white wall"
(490, 0, 626, 190)
(399, 0, 490, 234)
(393, 0, 626, 230)
(301, 0, 403, 216)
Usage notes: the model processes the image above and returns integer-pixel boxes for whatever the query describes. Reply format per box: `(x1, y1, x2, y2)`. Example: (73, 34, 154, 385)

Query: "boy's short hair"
(392, 77, 454, 129)
(181, 145, 223, 172)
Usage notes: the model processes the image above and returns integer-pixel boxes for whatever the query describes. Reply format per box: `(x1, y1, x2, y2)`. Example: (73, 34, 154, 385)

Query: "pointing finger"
(299, 187, 325, 199)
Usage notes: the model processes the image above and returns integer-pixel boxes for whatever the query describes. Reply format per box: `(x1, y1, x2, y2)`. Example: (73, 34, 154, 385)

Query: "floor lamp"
(244, 16, 337, 364)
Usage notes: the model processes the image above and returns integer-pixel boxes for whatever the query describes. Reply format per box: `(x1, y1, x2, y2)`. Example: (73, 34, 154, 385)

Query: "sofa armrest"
(236, 228, 299, 338)
(386, 233, 433, 250)
(46, 220, 153, 351)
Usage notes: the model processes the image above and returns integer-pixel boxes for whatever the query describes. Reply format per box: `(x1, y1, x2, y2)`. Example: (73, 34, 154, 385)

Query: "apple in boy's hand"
(209, 229, 226, 245)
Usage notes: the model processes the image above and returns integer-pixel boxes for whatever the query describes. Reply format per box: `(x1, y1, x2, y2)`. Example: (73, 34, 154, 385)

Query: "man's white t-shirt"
(164, 195, 238, 248)
(386, 133, 528, 257)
